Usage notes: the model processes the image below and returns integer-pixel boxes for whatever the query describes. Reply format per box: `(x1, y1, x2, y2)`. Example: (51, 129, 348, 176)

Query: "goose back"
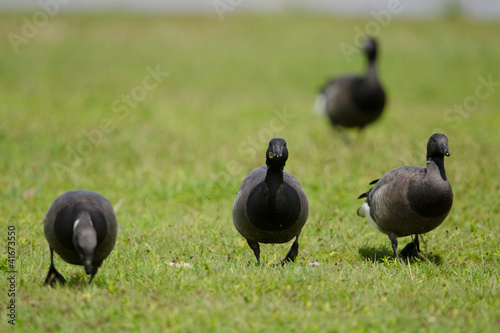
(322, 74, 386, 128)
(365, 165, 453, 237)
(44, 190, 117, 265)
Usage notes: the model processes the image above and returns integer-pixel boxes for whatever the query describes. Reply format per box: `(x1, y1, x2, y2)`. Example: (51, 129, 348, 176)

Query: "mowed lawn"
(1, 12, 499, 332)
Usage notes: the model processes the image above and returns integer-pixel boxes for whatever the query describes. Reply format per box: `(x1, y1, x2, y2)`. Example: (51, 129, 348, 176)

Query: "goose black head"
(72, 212, 97, 276)
(361, 37, 378, 62)
(427, 133, 450, 159)
(266, 138, 289, 171)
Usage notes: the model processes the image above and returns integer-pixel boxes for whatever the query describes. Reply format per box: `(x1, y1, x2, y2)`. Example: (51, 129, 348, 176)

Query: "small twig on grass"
(407, 257, 413, 281)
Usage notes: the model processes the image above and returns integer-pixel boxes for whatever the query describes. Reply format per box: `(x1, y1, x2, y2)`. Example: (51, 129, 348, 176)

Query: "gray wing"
(232, 166, 267, 230)
(283, 171, 309, 226)
(323, 76, 355, 118)
(367, 166, 424, 229)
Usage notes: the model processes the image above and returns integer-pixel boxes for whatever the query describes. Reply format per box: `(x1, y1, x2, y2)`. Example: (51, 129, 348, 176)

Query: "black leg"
(413, 234, 431, 262)
(389, 235, 399, 260)
(281, 233, 301, 265)
(401, 234, 421, 259)
(334, 126, 351, 144)
(247, 239, 261, 265)
(44, 247, 66, 286)
(414, 234, 421, 253)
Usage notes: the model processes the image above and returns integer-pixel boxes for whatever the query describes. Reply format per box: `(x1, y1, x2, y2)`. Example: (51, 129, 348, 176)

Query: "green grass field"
(1, 12, 500, 332)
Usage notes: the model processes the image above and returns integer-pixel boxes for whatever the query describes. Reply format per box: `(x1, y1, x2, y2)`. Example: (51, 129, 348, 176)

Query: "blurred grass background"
(1, 12, 499, 332)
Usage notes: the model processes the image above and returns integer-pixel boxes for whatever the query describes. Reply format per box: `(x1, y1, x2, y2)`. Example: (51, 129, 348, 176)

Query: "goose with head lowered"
(233, 138, 309, 265)
(315, 37, 386, 131)
(43, 190, 118, 285)
(357, 134, 453, 260)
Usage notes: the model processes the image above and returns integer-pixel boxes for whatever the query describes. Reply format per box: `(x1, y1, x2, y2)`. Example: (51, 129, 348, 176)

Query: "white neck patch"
(73, 219, 80, 232)
(73, 217, 94, 231)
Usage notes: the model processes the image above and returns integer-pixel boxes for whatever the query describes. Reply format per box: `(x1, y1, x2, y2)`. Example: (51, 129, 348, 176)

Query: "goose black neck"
(366, 50, 377, 63)
(427, 157, 447, 181)
(263, 167, 284, 216)
(365, 61, 379, 83)
(77, 210, 91, 221)
(265, 166, 284, 186)
(266, 158, 285, 173)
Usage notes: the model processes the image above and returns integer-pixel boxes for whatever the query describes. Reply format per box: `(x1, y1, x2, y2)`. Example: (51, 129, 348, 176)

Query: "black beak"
(269, 147, 283, 159)
(443, 146, 450, 156)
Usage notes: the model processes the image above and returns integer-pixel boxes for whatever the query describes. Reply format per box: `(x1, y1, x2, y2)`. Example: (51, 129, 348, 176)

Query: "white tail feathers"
(358, 202, 381, 232)
(313, 93, 327, 116)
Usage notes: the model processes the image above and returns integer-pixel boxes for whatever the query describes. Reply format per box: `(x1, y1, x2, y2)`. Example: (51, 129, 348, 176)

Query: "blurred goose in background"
(233, 138, 309, 265)
(315, 37, 386, 131)
(357, 134, 453, 260)
(44, 190, 118, 285)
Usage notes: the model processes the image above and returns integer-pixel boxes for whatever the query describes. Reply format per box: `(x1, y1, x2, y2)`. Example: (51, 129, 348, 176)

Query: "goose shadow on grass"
(358, 246, 443, 265)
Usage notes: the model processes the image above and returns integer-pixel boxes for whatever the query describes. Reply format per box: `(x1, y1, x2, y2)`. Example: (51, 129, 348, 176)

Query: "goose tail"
(356, 205, 365, 217)
(313, 93, 327, 116)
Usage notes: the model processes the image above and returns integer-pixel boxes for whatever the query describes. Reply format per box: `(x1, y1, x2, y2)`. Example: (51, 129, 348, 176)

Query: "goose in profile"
(43, 190, 118, 285)
(315, 37, 386, 130)
(232, 138, 309, 265)
(357, 134, 453, 259)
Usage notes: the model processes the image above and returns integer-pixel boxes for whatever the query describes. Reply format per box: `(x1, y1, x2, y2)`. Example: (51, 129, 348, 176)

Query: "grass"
(1, 12, 500, 332)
